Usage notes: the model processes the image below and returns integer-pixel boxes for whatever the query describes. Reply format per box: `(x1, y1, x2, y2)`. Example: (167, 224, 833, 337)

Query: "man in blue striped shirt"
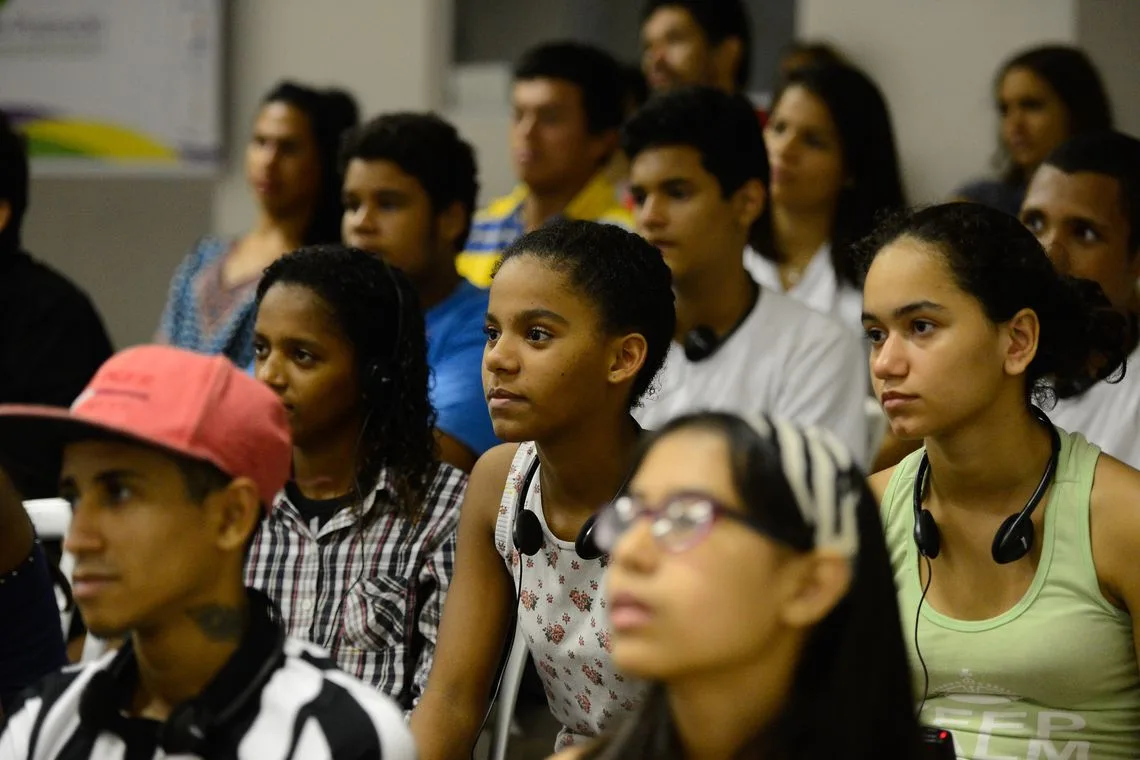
(0, 346, 414, 759)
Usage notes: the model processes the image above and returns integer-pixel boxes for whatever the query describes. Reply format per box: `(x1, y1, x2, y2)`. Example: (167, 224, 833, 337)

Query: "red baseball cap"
(0, 345, 292, 508)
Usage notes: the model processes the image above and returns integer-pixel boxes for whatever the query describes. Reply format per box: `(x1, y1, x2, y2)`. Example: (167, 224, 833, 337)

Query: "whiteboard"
(0, 0, 223, 176)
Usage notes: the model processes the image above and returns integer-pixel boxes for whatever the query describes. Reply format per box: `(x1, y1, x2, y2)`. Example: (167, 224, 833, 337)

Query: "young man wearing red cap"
(0, 345, 415, 759)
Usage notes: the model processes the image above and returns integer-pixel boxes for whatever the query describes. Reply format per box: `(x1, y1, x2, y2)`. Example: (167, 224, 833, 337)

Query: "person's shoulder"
(422, 461, 470, 518)
(471, 443, 523, 486)
(475, 187, 528, 223)
(1089, 453, 1140, 603)
(751, 287, 856, 348)
(1090, 453, 1140, 527)
(175, 235, 234, 273)
(3, 251, 93, 306)
(868, 466, 898, 504)
(596, 204, 634, 231)
(7, 656, 109, 723)
(432, 281, 489, 330)
(272, 639, 417, 757)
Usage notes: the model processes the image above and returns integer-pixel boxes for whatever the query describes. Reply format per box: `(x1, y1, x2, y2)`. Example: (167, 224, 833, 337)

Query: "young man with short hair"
(0, 346, 415, 759)
(341, 112, 496, 471)
(640, 0, 752, 96)
(457, 41, 632, 287)
(1020, 130, 1140, 468)
(624, 86, 869, 465)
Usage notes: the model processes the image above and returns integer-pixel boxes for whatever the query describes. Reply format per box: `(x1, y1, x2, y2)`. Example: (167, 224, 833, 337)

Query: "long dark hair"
(858, 202, 1129, 405)
(755, 63, 906, 287)
(994, 45, 1113, 186)
(259, 81, 360, 246)
(585, 412, 925, 760)
(257, 245, 437, 517)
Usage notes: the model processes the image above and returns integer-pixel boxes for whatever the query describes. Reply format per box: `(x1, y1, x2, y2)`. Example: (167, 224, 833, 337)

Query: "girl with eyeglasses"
(557, 412, 924, 760)
(411, 220, 676, 757)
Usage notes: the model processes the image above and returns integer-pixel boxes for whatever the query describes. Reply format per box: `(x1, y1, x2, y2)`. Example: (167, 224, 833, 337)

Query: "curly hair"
(257, 244, 437, 518)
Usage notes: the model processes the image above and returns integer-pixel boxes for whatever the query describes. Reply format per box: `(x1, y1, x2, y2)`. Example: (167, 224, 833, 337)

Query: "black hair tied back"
(1034, 274, 1129, 404)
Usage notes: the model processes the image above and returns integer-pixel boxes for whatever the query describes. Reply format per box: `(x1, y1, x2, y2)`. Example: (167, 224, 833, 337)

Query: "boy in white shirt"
(1020, 130, 1140, 468)
(624, 86, 870, 465)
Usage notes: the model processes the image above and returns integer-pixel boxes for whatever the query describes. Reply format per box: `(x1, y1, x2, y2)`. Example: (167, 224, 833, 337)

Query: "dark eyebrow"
(630, 176, 691, 194)
(518, 308, 569, 326)
(59, 469, 142, 494)
(862, 300, 946, 323)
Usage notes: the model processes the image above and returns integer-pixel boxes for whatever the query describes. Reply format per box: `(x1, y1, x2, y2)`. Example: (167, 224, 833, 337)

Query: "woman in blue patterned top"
(157, 81, 358, 367)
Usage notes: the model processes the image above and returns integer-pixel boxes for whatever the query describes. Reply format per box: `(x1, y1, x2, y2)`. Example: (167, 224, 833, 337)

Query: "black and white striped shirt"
(0, 593, 415, 759)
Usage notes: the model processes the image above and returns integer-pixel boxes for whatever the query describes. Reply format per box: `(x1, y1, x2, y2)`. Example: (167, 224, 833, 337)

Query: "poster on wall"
(0, 0, 223, 176)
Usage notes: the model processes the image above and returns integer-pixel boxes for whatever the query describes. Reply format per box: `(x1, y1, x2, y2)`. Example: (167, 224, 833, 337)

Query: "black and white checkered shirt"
(0, 591, 415, 760)
(244, 463, 467, 709)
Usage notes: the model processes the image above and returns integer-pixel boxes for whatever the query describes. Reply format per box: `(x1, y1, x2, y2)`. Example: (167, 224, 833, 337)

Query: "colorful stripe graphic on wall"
(5, 106, 179, 163)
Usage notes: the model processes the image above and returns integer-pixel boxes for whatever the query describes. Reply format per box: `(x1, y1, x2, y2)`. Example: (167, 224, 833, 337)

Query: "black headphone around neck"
(682, 280, 760, 363)
(362, 260, 408, 402)
(912, 405, 1061, 565)
(78, 617, 286, 755)
(512, 457, 603, 561)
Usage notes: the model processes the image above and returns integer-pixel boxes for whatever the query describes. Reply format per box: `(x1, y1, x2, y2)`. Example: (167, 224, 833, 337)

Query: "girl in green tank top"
(859, 203, 1140, 759)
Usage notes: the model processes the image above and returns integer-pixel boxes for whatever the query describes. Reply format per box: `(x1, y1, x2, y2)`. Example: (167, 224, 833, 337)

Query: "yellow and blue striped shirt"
(456, 172, 633, 287)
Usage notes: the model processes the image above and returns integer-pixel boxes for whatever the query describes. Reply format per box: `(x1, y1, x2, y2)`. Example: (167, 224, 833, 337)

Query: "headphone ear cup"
(574, 512, 603, 561)
(914, 508, 941, 559)
(514, 509, 544, 557)
(992, 511, 1034, 565)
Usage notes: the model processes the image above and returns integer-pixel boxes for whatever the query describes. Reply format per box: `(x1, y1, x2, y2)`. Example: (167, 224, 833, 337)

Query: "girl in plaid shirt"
(244, 245, 467, 709)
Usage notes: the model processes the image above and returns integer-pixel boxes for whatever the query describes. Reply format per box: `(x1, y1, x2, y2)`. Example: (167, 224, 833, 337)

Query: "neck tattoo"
(187, 604, 246, 643)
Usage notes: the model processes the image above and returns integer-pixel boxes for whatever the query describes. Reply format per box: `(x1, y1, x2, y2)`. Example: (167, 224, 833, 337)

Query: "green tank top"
(880, 430, 1140, 759)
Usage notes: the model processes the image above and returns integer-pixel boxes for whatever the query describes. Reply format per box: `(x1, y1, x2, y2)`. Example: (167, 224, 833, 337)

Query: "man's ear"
(208, 477, 263, 553)
(731, 178, 766, 232)
(0, 200, 11, 237)
(587, 129, 621, 170)
(711, 36, 744, 92)
(436, 200, 468, 255)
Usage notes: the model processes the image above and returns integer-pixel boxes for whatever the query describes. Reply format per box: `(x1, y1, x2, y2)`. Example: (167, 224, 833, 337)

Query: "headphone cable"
(914, 554, 933, 720)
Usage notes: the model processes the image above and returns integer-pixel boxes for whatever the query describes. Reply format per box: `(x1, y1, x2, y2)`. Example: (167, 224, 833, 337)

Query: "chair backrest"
(23, 498, 106, 663)
(23, 498, 74, 638)
(487, 623, 530, 760)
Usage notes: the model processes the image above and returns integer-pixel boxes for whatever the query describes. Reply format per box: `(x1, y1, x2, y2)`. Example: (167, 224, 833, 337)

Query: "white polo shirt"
(1049, 342, 1140, 469)
(636, 287, 871, 467)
